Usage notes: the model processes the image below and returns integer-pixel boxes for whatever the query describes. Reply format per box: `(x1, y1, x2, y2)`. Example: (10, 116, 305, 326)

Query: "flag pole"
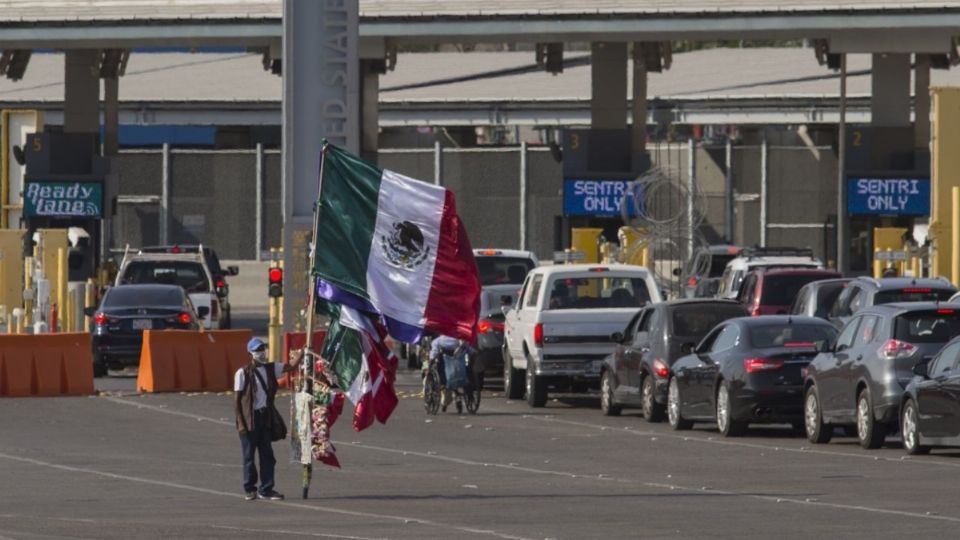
(299, 141, 329, 499)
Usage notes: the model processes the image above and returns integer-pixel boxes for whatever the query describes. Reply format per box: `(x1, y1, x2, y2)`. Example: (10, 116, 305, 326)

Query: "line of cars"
(498, 243, 960, 455)
(90, 245, 237, 376)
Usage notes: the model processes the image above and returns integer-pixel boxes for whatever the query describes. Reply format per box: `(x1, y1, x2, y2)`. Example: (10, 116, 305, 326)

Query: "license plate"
(132, 319, 152, 330)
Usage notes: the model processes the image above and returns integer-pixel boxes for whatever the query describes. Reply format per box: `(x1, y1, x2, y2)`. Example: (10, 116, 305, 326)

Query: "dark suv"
(803, 303, 960, 449)
(601, 299, 747, 420)
(826, 277, 956, 329)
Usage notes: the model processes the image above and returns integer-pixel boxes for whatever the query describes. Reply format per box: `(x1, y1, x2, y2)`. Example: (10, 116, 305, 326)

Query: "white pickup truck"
(115, 251, 223, 330)
(503, 264, 663, 407)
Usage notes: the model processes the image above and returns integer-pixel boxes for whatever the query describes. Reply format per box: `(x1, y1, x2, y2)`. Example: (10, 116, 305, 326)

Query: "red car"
(736, 268, 842, 317)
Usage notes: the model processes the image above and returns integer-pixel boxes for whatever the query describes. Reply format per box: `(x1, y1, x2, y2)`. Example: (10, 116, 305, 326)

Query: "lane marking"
(0, 452, 533, 540)
(0, 513, 383, 540)
(514, 412, 960, 470)
(102, 397, 960, 526)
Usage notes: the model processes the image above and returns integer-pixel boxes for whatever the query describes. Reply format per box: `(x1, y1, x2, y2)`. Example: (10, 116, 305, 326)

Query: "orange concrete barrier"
(136, 329, 252, 393)
(0, 333, 95, 397)
(280, 331, 328, 388)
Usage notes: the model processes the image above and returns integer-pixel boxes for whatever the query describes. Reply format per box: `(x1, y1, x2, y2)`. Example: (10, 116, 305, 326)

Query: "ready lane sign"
(847, 177, 930, 216)
(24, 181, 103, 218)
(564, 179, 641, 217)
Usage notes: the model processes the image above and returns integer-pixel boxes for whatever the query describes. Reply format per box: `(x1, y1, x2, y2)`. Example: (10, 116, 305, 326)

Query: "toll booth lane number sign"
(847, 177, 930, 216)
(563, 179, 641, 217)
(24, 181, 103, 218)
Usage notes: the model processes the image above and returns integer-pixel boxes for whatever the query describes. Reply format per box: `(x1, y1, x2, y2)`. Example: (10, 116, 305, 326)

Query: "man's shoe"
(259, 490, 285, 500)
(244, 491, 258, 501)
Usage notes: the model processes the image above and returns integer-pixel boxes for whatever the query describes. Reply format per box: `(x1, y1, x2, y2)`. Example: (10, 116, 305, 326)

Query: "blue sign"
(847, 177, 930, 216)
(564, 179, 641, 217)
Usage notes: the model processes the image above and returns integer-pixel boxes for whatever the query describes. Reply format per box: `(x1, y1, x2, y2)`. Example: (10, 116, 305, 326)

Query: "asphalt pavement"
(4, 370, 960, 540)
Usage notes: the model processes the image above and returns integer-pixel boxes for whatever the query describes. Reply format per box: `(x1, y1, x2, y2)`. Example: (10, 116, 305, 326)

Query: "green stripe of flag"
(314, 144, 383, 299)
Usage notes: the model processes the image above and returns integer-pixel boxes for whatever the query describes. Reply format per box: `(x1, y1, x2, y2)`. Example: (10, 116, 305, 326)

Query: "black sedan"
(667, 316, 838, 436)
(899, 335, 960, 455)
(90, 284, 206, 376)
(601, 299, 747, 420)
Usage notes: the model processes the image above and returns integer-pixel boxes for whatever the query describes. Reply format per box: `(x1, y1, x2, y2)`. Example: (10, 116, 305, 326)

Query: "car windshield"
(748, 324, 837, 349)
(121, 261, 210, 292)
(546, 276, 650, 310)
(708, 254, 737, 277)
(760, 275, 832, 305)
(894, 311, 960, 344)
(476, 256, 535, 286)
(104, 287, 183, 308)
(875, 288, 955, 304)
(815, 284, 847, 318)
(671, 305, 745, 337)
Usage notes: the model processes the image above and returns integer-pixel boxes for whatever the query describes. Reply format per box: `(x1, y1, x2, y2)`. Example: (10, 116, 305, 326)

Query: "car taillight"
(652, 359, 670, 378)
(784, 341, 816, 348)
(215, 278, 226, 289)
(751, 306, 762, 317)
(878, 339, 917, 361)
(937, 308, 955, 315)
(687, 277, 699, 287)
(94, 312, 107, 325)
(744, 358, 784, 373)
(902, 288, 931, 294)
(534, 323, 544, 347)
(178, 312, 192, 324)
(478, 319, 504, 334)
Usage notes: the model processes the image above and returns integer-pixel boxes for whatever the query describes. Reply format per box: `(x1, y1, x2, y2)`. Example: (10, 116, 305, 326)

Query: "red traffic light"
(268, 267, 283, 298)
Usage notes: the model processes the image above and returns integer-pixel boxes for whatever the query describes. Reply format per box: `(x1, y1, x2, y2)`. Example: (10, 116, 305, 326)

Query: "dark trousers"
(240, 409, 276, 493)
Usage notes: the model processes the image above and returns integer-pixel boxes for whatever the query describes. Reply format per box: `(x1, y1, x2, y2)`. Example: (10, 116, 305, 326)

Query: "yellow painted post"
(268, 248, 281, 364)
(84, 279, 96, 332)
(954, 187, 960, 286)
(23, 255, 32, 327)
(912, 256, 922, 279)
(873, 248, 883, 279)
(930, 88, 960, 279)
(57, 246, 67, 332)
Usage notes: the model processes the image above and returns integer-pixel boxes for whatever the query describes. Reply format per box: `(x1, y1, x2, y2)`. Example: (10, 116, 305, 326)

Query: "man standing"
(235, 337, 301, 501)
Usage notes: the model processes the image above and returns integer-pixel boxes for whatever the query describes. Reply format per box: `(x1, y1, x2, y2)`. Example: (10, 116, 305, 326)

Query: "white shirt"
(234, 363, 285, 411)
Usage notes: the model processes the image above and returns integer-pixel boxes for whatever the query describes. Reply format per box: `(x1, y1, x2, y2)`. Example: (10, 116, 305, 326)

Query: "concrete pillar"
(591, 42, 627, 130)
(360, 60, 379, 163)
(103, 76, 119, 155)
(631, 44, 648, 157)
(914, 54, 931, 152)
(63, 50, 100, 133)
(871, 53, 911, 127)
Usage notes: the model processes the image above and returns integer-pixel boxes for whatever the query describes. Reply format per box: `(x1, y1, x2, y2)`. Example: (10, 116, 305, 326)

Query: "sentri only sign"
(847, 177, 930, 216)
(24, 181, 103, 218)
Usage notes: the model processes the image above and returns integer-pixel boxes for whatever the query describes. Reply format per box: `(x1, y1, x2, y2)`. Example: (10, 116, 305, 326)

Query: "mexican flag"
(321, 303, 399, 432)
(313, 143, 481, 343)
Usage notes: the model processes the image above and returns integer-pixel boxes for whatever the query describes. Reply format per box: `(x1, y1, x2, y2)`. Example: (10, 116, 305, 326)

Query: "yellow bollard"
(953, 187, 960, 287)
(84, 279, 96, 332)
(912, 256, 922, 279)
(873, 249, 883, 279)
(268, 249, 281, 364)
(23, 256, 33, 327)
(57, 247, 68, 332)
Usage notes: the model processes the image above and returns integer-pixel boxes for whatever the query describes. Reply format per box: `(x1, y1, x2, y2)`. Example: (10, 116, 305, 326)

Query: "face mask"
(251, 351, 268, 364)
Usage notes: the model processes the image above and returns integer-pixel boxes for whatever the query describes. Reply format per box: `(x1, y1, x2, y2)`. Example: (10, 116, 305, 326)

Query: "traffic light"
(268, 267, 283, 298)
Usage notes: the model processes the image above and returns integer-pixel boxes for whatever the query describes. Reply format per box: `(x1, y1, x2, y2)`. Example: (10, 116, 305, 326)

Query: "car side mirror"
(680, 342, 696, 355)
(610, 332, 625, 344)
(913, 360, 929, 378)
(84, 306, 97, 317)
(197, 306, 210, 319)
(672, 267, 681, 277)
(226, 265, 239, 276)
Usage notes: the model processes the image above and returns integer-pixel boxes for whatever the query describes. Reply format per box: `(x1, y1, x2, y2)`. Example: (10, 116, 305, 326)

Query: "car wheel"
(600, 370, 622, 416)
(716, 382, 747, 437)
(93, 354, 107, 378)
(503, 346, 524, 400)
(525, 357, 547, 408)
(857, 389, 887, 450)
(641, 375, 665, 423)
(667, 377, 693, 430)
(804, 386, 832, 444)
(901, 399, 930, 456)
